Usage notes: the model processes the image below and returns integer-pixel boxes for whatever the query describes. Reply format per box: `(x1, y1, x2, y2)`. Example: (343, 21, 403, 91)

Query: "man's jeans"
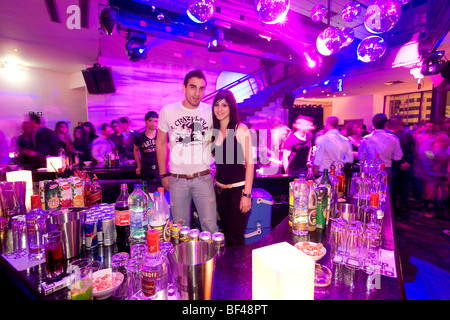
(169, 174, 218, 233)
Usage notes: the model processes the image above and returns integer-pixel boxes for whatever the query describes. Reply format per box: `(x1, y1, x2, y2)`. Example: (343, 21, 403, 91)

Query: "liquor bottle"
(141, 181, 153, 211)
(141, 229, 168, 300)
(292, 174, 309, 236)
(115, 183, 130, 251)
(288, 178, 298, 228)
(314, 187, 328, 229)
(90, 175, 102, 206)
(109, 149, 115, 167)
(104, 152, 109, 167)
(149, 192, 167, 243)
(378, 163, 388, 203)
(115, 150, 120, 167)
(329, 164, 339, 205)
(26, 194, 48, 260)
(335, 162, 346, 198)
(318, 169, 332, 224)
(307, 180, 317, 232)
(157, 187, 172, 242)
(305, 163, 315, 185)
(129, 184, 148, 243)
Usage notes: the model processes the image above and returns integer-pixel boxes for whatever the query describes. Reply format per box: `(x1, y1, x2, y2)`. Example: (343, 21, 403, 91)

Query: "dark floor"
(393, 198, 450, 300)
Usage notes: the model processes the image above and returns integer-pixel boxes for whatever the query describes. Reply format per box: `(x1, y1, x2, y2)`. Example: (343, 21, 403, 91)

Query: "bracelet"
(160, 173, 169, 178)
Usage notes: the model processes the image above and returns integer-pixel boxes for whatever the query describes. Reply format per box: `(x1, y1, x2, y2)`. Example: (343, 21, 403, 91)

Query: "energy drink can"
(212, 232, 225, 248)
(102, 214, 115, 246)
(84, 218, 98, 251)
(95, 214, 103, 244)
(188, 229, 199, 241)
(199, 231, 212, 243)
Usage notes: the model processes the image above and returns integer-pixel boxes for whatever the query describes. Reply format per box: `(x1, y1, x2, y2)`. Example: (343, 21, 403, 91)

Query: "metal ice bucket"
(47, 209, 82, 259)
(332, 203, 368, 224)
(169, 241, 217, 300)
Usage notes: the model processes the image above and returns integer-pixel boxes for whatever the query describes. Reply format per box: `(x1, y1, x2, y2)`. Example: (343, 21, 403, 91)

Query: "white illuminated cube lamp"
(46, 156, 63, 172)
(6, 170, 33, 211)
(252, 242, 315, 300)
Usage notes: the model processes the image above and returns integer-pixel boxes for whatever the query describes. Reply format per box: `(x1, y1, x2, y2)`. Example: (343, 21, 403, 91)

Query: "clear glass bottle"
(141, 229, 168, 300)
(292, 174, 309, 236)
(129, 184, 148, 243)
(329, 164, 339, 205)
(378, 163, 388, 203)
(318, 169, 332, 224)
(149, 192, 167, 243)
(305, 163, 316, 185)
(26, 194, 48, 260)
(307, 180, 317, 232)
(335, 162, 346, 198)
(115, 183, 130, 251)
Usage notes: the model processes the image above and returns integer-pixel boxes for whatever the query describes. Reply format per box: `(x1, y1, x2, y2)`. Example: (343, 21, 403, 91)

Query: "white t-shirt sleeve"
(157, 106, 169, 133)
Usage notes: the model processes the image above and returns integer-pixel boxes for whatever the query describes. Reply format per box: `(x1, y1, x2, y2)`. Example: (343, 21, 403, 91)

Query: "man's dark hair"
(372, 113, 388, 129)
(29, 113, 41, 125)
(145, 111, 158, 121)
(119, 117, 128, 124)
(184, 70, 207, 87)
(101, 123, 110, 131)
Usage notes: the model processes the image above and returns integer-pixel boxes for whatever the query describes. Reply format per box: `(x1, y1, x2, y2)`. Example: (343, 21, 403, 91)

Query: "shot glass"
(44, 231, 64, 279)
(344, 224, 363, 270)
(126, 258, 142, 300)
(11, 215, 28, 258)
(360, 227, 381, 275)
(111, 252, 129, 300)
(329, 220, 347, 264)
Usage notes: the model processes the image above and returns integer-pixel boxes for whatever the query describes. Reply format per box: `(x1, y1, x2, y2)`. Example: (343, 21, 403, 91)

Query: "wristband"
(160, 173, 169, 178)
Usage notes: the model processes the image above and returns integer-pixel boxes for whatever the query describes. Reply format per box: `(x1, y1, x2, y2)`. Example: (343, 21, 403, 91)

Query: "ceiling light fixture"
(125, 32, 148, 62)
(420, 50, 446, 76)
(207, 28, 227, 52)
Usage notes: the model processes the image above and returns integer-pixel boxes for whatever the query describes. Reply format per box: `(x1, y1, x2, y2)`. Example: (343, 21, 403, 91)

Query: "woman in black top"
(212, 90, 254, 246)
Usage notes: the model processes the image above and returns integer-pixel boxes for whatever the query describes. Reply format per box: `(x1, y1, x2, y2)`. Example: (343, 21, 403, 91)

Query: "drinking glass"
(44, 231, 64, 279)
(11, 215, 28, 258)
(130, 243, 147, 264)
(68, 258, 93, 300)
(111, 252, 129, 300)
(329, 220, 347, 264)
(126, 258, 142, 300)
(160, 242, 175, 297)
(344, 224, 363, 270)
(360, 227, 381, 274)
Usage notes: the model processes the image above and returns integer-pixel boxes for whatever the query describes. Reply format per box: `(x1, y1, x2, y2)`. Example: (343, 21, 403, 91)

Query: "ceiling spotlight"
(207, 29, 227, 52)
(99, 7, 119, 35)
(420, 50, 446, 76)
(125, 32, 148, 62)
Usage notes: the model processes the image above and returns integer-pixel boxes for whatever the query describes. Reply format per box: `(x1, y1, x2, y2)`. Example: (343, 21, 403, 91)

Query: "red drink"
(44, 231, 64, 279)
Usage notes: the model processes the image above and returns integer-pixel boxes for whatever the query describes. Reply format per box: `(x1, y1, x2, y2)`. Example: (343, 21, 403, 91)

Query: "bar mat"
(2, 251, 45, 272)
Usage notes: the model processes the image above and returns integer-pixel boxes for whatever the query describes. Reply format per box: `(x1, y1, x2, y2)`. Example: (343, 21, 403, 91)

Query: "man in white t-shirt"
(156, 70, 218, 233)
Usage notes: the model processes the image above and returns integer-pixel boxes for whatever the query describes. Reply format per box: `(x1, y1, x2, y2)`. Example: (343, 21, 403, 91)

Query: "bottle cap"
(153, 191, 160, 197)
(147, 229, 159, 253)
(30, 194, 41, 209)
(157, 187, 164, 194)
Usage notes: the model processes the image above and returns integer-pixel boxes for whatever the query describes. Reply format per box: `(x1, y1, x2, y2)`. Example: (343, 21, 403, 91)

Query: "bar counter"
(0, 189, 405, 300)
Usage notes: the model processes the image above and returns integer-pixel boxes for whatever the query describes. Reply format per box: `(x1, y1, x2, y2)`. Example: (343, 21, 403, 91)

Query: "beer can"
(84, 218, 98, 251)
(179, 226, 190, 242)
(188, 228, 199, 241)
(102, 215, 115, 246)
(212, 232, 225, 248)
(170, 223, 181, 239)
(199, 231, 212, 243)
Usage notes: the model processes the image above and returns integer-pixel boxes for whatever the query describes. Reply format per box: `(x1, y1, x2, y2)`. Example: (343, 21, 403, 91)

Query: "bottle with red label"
(115, 183, 130, 251)
(140, 229, 168, 300)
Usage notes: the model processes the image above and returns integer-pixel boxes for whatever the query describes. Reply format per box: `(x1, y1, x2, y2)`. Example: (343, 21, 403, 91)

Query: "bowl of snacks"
(92, 268, 124, 300)
(294, 241, 326, 261)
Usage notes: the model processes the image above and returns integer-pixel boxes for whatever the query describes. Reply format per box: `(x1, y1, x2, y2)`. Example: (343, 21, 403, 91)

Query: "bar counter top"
(0, 194, 404, 301)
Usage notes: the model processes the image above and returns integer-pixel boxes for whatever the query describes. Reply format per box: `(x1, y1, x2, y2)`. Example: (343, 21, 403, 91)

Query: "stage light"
(99, 7, 119, 35)
(207, 29, 227, 52)
(331, 78, 343, 92)
(420, 50, 446, 76)
(125, 32, 148, 62)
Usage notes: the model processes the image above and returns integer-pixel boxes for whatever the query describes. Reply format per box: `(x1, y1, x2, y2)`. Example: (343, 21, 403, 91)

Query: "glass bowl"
(314, 264, 332, 287)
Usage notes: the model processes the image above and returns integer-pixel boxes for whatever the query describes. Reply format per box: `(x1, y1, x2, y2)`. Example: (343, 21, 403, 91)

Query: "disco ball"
(357, 35, 387, 63)
(340, 26, 355, 47)
(187, 0, 215, 24)
(310, 3, 327, 22)
(316, 27, 344, 56)
(255, 0, 290, 24)
(364, 0, 402, 34)
(341, 1, 361, 22)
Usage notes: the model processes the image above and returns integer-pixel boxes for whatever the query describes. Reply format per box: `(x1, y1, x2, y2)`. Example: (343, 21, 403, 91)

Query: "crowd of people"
(280, 113, 450, 219)
(7, 68, 450, 245)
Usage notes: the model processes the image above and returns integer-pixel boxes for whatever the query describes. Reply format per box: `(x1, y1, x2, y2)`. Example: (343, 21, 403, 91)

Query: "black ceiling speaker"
(99, 7, 119, 35)
(81, 63, 116, 94)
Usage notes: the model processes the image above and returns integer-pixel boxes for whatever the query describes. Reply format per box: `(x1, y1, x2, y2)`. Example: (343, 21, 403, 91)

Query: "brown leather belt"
(170, 169, 210, 180)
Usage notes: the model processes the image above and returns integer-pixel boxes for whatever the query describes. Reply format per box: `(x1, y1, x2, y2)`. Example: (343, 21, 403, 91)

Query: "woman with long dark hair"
(211, 90, 254, 246)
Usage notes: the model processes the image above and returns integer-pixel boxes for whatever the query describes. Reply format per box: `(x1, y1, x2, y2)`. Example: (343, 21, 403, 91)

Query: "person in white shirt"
(156, 70, 218, 233)
(91, 123, 114, 166)
(313, 116, 353, 173)
(358, 113, 403, 185)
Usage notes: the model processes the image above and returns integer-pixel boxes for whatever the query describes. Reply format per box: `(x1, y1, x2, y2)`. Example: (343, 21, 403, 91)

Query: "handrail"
(202, 67, 267, 102)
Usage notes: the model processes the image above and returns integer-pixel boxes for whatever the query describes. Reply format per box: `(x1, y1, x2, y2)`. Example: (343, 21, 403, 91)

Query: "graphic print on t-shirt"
(171, 115, 208, 146)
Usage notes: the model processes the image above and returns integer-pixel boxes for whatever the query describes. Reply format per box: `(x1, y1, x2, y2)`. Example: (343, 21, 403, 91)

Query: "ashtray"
(314, 263, 332, 288)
